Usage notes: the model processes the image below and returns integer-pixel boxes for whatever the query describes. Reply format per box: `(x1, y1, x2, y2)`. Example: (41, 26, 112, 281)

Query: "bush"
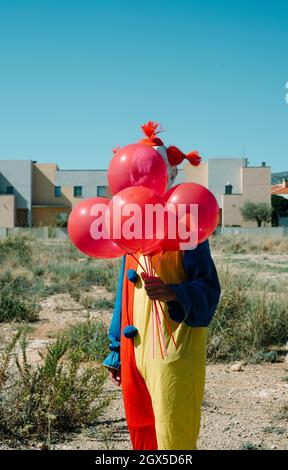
(82, 296, 114, 311)
(0, 236, 32, 266)
(64, 319, 109, 362)
(0, 330, 111, 446)
(0, 271, 39, 322)
(46, 260, 118, 293)
(207, 268, 288, 362)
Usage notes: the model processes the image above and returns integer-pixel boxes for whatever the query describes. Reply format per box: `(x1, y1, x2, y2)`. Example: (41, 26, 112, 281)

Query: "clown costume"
(103, 123, 221, 450)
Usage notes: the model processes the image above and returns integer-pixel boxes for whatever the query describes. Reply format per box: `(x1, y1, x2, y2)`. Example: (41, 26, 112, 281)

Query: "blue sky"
(0, 0, 287, 172)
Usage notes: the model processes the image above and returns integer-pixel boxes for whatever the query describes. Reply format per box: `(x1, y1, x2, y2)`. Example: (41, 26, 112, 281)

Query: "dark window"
(54, 186, 61, 197)
(16, 209, 28, 227)
(6, 186, 14, 195)
(74, 186, 82, 197)
(97, 186, 107, 197)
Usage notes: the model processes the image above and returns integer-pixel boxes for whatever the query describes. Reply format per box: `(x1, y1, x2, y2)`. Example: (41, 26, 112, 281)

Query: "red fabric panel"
(120, 255, 158, 450)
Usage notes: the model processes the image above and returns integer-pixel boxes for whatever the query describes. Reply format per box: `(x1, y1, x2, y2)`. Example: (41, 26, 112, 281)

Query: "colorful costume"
(103, 241, 221, 450)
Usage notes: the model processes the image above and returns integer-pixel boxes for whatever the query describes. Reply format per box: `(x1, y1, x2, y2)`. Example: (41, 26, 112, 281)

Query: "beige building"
(32, 163, 71, 226)
(0, 160, 109, 227)
(0, 195, 15, 228)
(184, 158, 271, 227)
(32, 163, 110, 226)
(1, 158, 272, 228)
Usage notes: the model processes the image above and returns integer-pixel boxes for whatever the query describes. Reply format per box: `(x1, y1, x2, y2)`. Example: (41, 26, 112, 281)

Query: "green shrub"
(207, 268, 288, 362)
(46, 260, 118, 292)
(0, 272, 39, 322)
(64, 319, 109, 362)
(0, 236, 32, 266)
(82, 296, 114, 311)
(0, 330, 111, 446)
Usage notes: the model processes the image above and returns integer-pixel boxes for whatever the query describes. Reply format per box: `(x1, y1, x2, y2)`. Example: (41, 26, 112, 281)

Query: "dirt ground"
(0, 259, 288, 450)
(49, 361, 288, 451)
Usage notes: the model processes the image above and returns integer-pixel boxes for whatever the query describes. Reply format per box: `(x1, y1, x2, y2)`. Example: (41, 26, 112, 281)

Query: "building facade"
(184, 158, 271, 227)
(0, 160, 33, 227)
(0, 158, 271, 228)
(0, 161, 108, 228)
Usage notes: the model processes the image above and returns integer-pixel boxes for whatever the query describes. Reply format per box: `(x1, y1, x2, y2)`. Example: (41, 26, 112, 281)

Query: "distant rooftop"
(271, 171, 288, 185)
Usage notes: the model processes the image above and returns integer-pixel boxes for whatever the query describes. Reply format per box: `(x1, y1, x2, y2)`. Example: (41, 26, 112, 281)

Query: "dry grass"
(210, 233, 288, 254)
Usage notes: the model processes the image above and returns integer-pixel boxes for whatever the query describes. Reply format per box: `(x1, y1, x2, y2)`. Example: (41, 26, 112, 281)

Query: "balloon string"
(148, 255, 166, 359)
(129, 252, 176, 358)
(150, 253, 178, 351)
(144, 254, 149, 276)
(129, 253, 148, 275)
(144, 256, 155, 358)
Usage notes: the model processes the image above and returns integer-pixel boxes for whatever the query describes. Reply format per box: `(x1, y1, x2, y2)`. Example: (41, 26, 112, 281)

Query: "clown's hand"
(108, 367, 121, 387)
(141, 273, 176, 303)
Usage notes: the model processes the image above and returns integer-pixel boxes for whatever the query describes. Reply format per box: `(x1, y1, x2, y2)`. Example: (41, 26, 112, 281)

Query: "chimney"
(261, 161, 266, 167)
(225, 182, 233, 195)
(282, 178, 288, 188)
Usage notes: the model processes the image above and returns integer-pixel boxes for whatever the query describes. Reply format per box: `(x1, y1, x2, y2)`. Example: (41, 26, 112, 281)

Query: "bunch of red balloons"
(68, 143, 219, 259)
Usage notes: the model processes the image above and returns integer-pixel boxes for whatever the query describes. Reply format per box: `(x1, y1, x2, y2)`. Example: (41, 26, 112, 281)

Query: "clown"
(103, 122, 221, 450)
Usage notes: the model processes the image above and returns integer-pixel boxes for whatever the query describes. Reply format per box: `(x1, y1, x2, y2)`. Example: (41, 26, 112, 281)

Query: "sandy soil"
(49, 361, 288, 451)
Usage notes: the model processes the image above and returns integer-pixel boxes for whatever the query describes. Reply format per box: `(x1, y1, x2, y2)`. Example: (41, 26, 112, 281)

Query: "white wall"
(208, 158, 245, 207)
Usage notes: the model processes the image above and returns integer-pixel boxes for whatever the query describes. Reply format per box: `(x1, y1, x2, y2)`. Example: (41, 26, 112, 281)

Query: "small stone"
(230, 362, 244, 372)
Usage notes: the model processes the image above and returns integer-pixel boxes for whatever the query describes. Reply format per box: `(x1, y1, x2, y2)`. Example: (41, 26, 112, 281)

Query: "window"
(54, 186, 61, 197)
(74, 186, 82, 197)
(97, 185, 108, 197)
(6, 186, 14, 195)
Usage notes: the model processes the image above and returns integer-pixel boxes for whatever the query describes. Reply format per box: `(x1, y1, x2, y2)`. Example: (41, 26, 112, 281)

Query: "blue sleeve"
(103, 255, 125, 369)
(167, 240, 221, 327)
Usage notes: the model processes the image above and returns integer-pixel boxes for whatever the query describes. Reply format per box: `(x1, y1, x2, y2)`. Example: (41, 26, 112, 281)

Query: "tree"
(240, 201, 272, 227)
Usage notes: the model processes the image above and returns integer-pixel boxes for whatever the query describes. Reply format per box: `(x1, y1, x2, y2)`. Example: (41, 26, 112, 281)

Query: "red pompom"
(186, 151, 201, 166)
(167, 146, 201, 167)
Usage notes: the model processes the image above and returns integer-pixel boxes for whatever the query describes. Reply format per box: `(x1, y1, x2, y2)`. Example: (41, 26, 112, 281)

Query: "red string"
(129, 253, 148, 275)
(144, 256, 155, 358)
(150, 254, 178, 351)
(148, 255, 167, 358)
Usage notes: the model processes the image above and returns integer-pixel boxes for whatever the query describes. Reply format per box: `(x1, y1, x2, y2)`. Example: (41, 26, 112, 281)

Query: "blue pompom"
(123, 325, 138, 338)
(127, 269, 138, 283)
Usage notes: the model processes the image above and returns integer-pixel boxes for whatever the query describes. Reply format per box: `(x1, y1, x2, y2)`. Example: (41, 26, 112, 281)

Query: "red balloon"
(106, 186, 166, 255)
(163, 183, 219, 250)
(108, 144, 168, 196)
(68, 197, 125, 259)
